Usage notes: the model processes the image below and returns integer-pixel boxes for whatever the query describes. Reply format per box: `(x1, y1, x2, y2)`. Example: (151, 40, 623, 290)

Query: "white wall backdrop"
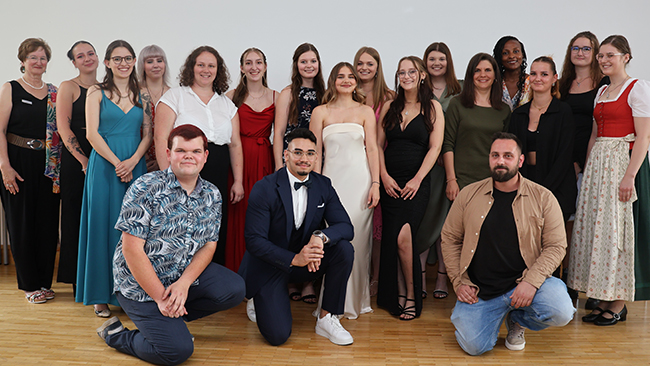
(1, 0, 648, 91)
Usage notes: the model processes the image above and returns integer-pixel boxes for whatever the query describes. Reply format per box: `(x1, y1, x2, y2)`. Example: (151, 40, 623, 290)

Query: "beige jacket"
(441, 174, 566, 295)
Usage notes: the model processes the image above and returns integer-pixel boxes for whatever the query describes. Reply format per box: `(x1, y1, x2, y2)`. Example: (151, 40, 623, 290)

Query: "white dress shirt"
(286, 169, 309, 229)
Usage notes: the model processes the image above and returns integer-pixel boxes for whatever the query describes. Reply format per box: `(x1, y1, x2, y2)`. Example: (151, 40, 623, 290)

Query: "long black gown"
(58, 86, 92, 284)
(377, 114, 430, 318)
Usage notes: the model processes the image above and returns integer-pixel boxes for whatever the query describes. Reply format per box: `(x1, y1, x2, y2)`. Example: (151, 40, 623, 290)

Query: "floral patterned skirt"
(568, 135, 636, 301)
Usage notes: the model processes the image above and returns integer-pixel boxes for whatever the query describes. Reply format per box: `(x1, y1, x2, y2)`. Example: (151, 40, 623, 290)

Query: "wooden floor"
(1, 261, 649, 365)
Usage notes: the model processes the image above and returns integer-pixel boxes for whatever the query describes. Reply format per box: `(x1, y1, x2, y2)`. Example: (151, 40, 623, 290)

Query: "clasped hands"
(292, 235, 325, 272)
(155, 280, 191, 318)
(457, 281, 537, 308)
(115, 157, 138, 183)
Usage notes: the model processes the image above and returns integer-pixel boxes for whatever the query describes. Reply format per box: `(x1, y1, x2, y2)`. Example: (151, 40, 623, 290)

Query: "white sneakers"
(315, 313, 353, 346)
(246, 298, 257, 323)
(505, 312, 526, 351)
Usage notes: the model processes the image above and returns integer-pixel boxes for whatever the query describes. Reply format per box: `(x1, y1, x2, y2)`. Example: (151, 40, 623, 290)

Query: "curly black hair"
(493, 36, 527, 96)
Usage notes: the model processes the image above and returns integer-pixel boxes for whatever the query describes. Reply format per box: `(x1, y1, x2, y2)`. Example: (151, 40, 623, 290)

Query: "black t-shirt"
(468, 188, 527, 300)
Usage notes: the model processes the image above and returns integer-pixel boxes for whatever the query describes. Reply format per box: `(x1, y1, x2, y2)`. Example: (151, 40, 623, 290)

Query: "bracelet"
(372, 181, 380, 185)
(82, 167, 87, 172)
(446, 178, 457, 183)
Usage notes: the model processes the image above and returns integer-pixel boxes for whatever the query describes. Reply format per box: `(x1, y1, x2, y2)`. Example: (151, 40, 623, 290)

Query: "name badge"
(21, 99, 32, 105)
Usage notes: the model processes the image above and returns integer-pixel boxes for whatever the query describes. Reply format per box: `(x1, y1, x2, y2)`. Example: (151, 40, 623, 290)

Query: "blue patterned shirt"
(113, 168, 222, 302)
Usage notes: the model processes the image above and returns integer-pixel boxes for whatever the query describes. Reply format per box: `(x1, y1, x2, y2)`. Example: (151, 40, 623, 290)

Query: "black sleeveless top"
(8, 80, 47, 139)
(70, 86, 92, 155)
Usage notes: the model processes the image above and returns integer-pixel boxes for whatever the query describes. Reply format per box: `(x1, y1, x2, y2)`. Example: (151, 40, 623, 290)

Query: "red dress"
(224, 101, 275, 271)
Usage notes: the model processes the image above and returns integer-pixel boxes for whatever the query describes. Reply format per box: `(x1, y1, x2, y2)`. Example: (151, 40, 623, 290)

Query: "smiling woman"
(493, 36, 530, 110)
(76, 39, 152, 317)
(223, 48, 277, 272)
(155, 45, 244, 265)
(0, 38, 60, 305)
(309, 62, 380, 319)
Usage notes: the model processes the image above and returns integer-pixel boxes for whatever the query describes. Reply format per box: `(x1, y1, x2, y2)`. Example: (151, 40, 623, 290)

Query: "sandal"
(40, 287, 55, 300)
(25, 291, 47, 304)
(397, 294, 406, 312)
(400, 298, 416, 321)
(433, 271, 448, 299)
(301, 294, 317, 304)
(289, 284, 302, 301)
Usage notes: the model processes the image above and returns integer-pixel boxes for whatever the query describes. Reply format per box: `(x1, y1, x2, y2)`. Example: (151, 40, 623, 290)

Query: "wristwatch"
(312, 230, 329, 244)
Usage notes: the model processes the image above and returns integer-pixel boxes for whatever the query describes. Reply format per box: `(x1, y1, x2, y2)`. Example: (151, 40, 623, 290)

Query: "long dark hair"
(423, 42, 462, 97)
(232, 47, 268, 107)
(100, 40, 141, 108)
(493, 36, 527, 95)
(322, 62, 365, 104)
(558, 31, 603, 98)
(288, 43, 325, 127)
(383, 56, 435, 133)
(179, 46, 230, 94)
(458, 53, 503, 110)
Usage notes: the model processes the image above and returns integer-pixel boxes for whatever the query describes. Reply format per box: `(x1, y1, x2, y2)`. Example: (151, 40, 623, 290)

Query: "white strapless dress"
(315, 123, 373, 319)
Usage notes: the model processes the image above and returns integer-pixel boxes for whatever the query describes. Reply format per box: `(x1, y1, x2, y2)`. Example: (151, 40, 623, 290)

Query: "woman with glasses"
(77, 40, 152, 317)
(156, 46, 244, 265)
(569, 35, 650, 326)
(0, 38, 60, 304)
(353, 46, 394, 297)
(558, 31, 609, 307)
(442, 53, 510, 203)
(309, 62, 380, 319)
(137, 45, 171, 172)
(377, 56, 444, 320)
(417, 42, 463, 301)
(493, 36, 530, 111)
(508, 56, 576, 220)
(57, 41, 99, 292)
(273, 43, 325, 303)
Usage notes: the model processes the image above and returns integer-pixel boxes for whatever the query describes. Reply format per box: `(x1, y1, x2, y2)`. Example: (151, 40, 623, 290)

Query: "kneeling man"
(441, 132, 575, 355)
(239, 128, 355, 346)
(97, 125, 245, 365)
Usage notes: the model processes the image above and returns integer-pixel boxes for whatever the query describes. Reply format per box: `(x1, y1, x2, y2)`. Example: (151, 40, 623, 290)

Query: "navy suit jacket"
(239, 167, 354, 299)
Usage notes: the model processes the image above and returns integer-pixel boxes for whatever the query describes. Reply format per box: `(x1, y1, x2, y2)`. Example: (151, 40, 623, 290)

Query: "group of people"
(1, 30, 648, 364)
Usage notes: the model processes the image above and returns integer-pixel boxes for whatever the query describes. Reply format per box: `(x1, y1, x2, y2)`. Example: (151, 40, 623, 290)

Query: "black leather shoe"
(594, 305, 627, 326)
(585, 298, 600, 310)
(582, 306, 605, 322)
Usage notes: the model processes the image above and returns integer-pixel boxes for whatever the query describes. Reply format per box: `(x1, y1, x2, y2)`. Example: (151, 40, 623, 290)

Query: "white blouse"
(595, 78, 650, 118)
(159, 86, 238, 145)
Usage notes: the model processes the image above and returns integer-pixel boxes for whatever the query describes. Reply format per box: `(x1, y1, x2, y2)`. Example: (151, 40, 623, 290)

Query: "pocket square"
(317, 203, 325, 208)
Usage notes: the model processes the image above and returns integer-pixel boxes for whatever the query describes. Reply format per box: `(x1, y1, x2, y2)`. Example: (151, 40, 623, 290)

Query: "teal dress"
(76, 91, 146, 306)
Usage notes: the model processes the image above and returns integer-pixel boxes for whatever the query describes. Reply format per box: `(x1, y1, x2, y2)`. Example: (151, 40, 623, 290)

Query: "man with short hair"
(441, 132, 575, 356)
(96, 125, 245, 365)
(239, 128, 355, 346)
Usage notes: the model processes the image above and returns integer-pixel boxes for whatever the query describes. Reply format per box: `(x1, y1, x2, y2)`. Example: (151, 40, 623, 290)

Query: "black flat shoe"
(582, 306, 605, 322)
(594, 305, 627, 326)
(585, 297, 601, 310)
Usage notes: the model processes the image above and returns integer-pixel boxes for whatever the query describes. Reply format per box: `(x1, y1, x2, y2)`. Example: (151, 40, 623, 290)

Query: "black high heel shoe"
(582, 306, 605, 322)
(594, 305, 627, 326)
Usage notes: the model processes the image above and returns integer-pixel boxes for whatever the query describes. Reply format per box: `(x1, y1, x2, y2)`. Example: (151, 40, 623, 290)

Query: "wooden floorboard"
(0, 261, 648, 365)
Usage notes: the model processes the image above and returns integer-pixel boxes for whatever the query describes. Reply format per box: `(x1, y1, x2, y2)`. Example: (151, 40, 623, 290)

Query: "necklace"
(73, 77, 94, 89)
(21, 76, 44, 90)
(432, 83, 444, 91)
(531, 99, 551, 112)
(248, 88, 266, 100)
(404, 102, 418, 116)
(575, 76, 591, 86)
(146, 85, 164, 103)
(605, 76, 630, 99)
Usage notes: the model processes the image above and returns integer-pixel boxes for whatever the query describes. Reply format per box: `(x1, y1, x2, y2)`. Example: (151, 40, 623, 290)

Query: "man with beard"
(441, 132, 575, 356)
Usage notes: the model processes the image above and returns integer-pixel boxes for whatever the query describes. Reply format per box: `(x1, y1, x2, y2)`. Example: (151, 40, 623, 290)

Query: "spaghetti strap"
(272, 90, 276, 103)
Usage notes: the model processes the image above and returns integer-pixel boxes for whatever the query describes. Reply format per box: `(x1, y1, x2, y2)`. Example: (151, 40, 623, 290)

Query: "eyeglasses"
(27, 56, 48, 62)
(596, 53, 625, 61)
(111, 56, 135, 64)
(397, 69, 418, 79)
(571, 46, 592, 53)
(287, 149, 317, 159)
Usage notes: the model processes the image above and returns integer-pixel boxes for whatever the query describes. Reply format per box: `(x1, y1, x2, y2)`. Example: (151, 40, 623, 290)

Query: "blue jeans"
(450, 276, 575, 356)
(106, 263, 245, 366)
